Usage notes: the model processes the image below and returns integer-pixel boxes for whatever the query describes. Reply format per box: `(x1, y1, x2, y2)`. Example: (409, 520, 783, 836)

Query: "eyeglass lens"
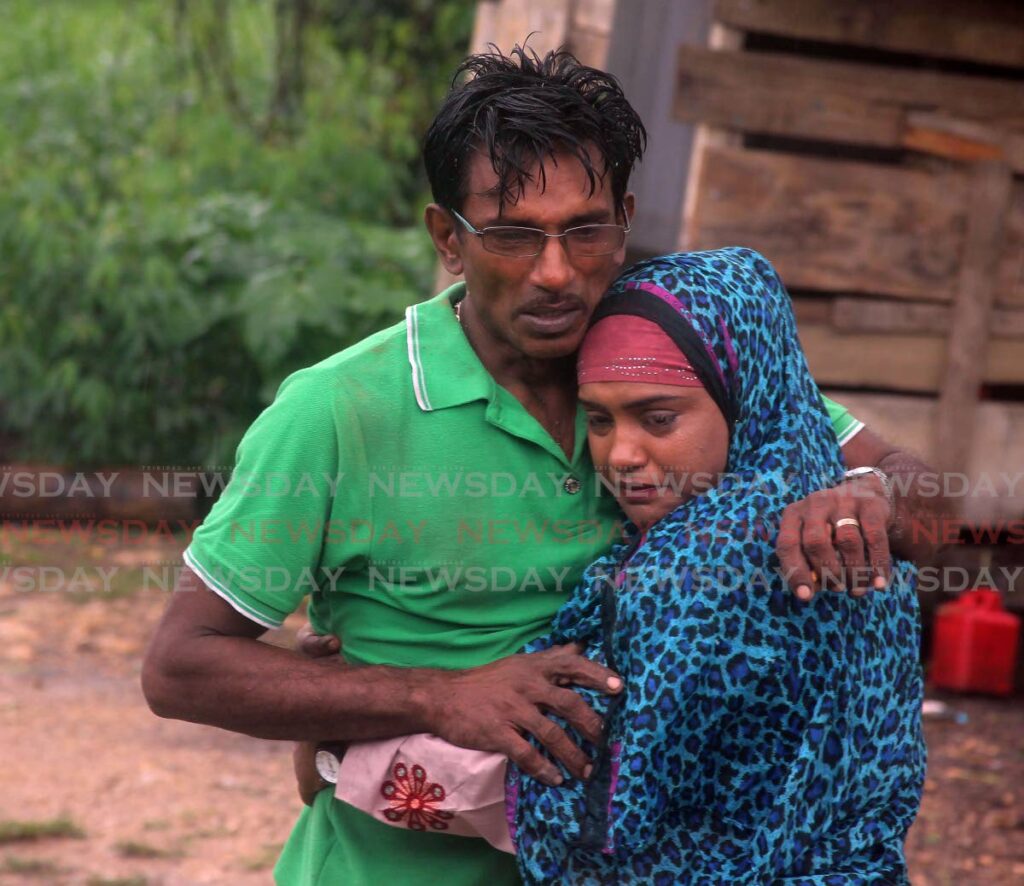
(482, 225, 625, 257)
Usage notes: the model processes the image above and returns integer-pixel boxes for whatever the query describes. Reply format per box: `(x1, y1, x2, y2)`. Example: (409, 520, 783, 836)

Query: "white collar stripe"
(405, 304, 433, 412)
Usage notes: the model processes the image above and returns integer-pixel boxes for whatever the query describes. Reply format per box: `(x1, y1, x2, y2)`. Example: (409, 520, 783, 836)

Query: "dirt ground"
(1, 530, 1022, 885)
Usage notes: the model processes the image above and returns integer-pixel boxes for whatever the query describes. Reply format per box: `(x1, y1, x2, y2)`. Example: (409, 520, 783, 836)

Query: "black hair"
(423, 44, 647, 213)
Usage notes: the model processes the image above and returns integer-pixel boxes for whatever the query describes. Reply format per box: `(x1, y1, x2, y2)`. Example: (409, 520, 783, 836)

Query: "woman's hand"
(292, 622, 343, 805)
(293, 740, 329, 806)
(296, 621, 340, 658)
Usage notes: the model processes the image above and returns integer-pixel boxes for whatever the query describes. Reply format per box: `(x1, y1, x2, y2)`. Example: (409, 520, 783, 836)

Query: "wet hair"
(423, 44, 646, 213)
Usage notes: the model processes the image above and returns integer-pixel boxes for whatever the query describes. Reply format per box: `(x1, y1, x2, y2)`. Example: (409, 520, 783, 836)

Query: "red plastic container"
(930, 588, 1020, 696)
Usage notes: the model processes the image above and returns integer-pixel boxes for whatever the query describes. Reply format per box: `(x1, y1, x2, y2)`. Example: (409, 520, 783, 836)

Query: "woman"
(327, 247, 925, 883)
(508, 247, 924, 883)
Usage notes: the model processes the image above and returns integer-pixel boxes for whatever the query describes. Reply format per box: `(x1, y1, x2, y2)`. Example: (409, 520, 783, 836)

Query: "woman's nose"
(607, 429, 647, 472)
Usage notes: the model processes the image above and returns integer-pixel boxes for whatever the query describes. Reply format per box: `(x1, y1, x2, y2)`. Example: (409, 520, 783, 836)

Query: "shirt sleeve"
(821, 394, 864, 447)
(184, 367, 345, 628)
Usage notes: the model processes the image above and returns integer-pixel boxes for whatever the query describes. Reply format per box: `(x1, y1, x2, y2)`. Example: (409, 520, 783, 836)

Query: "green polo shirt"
(185, 284, 621, 885)
(183, 283, 863, 884)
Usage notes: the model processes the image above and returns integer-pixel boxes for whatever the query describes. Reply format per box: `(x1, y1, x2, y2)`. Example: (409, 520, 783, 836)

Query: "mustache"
(517, 295, 587, 314)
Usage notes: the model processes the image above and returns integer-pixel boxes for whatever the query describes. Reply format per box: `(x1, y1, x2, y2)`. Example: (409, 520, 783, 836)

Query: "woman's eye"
(586, 414, 612, 431)
(644, 412, 677, 430)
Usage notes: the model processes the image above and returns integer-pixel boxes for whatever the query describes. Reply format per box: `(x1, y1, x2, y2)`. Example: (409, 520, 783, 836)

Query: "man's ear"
(622, 191, 636, 226)
(610, 191, 638, 267)
(424, 204, 464, 276)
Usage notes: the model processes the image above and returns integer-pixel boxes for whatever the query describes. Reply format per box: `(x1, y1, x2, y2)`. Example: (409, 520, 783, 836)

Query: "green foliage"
(0, 0, 473, 467)
(319, 0, 478, 201)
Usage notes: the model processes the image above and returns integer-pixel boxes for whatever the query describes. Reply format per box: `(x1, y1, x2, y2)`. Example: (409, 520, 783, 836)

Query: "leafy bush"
(0, 0, 471, 467)
(1, 192, 433, 466)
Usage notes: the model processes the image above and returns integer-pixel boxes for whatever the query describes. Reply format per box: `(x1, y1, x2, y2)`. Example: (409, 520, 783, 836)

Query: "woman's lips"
(519, 305, 585, 336)
(620, 484, 660, 502)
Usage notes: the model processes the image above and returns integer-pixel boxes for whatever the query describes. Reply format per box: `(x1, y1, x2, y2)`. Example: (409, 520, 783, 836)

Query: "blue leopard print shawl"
(509, 248, 925, 885)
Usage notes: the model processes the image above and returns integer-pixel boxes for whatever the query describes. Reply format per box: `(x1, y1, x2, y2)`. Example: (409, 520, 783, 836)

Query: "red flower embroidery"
(380, 762, 454, 831)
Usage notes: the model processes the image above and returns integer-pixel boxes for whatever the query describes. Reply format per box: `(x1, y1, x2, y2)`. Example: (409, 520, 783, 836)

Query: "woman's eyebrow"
(622, 395, 688, 408)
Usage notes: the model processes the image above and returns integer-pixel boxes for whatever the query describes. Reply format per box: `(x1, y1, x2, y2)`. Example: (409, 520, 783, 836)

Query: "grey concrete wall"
(604, 0, 714, 256)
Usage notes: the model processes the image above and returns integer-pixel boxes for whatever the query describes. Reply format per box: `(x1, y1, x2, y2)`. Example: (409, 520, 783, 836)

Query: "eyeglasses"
(448, 207, 630, 258)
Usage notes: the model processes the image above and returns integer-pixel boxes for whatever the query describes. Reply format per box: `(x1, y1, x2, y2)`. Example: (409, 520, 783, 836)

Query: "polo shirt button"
(563, 476, 581, 495)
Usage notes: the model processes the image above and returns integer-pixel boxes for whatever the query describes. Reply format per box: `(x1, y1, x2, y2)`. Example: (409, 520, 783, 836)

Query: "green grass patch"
(86, 878, 148, 886)
(0, 816, 84, 844)
(113, 839, 176, 860)
(2, 854, 61, 874)
(65, 567, 151, 604)
(240, 841, 282, 871)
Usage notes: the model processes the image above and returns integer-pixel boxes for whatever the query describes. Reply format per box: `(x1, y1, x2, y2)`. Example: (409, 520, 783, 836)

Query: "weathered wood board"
(674, 46, 1024, 154)
(902, 113, 1024, 172)
(469, 0, 570, 56)
(935, 163, 1016, 473)
(825, 298, 1024, 339)
(572, 0, 615, 34)
(799, 325, 1024, 392)
(566, 27, 611, 69)
(682, 145, 1024, 306)
(714, 0, 1024, 69)
(468, 0, 613, 66)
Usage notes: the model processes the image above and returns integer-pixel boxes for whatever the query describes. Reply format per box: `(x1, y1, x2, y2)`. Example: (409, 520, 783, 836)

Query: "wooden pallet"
(469, 0, 613, 67)
(676, 0, 1024, 496)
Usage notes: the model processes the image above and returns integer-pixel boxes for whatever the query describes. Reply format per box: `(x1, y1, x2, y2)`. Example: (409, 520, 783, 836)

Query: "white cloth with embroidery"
(335, 733, 513, 853)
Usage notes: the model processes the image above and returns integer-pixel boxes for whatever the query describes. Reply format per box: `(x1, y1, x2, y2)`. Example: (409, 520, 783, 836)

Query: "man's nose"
(528, 235, 575, 292)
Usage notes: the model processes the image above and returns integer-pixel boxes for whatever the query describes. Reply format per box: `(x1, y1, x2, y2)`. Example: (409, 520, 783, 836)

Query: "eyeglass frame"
(447, 205, 632, 258)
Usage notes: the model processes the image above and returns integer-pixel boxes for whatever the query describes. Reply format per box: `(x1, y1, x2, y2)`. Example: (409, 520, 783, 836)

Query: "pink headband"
(577, 315, 703, 387)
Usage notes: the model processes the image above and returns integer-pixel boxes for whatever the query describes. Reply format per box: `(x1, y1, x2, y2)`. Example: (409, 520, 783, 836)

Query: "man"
(142, 47, 941, 884)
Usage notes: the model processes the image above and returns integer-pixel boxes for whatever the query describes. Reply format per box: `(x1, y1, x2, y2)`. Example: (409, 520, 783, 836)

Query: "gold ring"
(833, 517, 861, 530)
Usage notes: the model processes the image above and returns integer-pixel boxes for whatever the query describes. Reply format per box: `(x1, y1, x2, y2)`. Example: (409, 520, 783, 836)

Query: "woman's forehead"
(579, 382, 710, 408)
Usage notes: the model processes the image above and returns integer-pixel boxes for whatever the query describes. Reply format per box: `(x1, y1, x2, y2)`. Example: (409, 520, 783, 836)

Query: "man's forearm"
(878, 449, 952, 567)
(142, 566, 619, 785)
(140, 568, 443, 742)
(143, 635, 440, 742)
(841, 426, 951, 568)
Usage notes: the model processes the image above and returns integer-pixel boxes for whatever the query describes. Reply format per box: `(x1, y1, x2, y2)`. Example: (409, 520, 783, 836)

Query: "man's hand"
(777, 473, 891, 601)
(290, 626, 620, 787)
(144, 571, 616, 753)
(777, 425, 951, 602)
(424, 643, 622, 787)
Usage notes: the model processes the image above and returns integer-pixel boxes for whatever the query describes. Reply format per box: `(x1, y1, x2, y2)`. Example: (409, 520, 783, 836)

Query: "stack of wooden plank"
(676, 0, 1024, 521)
(469, 0, 613, 67)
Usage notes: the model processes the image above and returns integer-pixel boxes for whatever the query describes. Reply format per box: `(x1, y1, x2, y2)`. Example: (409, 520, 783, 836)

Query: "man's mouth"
(518, 303, 586, 335)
